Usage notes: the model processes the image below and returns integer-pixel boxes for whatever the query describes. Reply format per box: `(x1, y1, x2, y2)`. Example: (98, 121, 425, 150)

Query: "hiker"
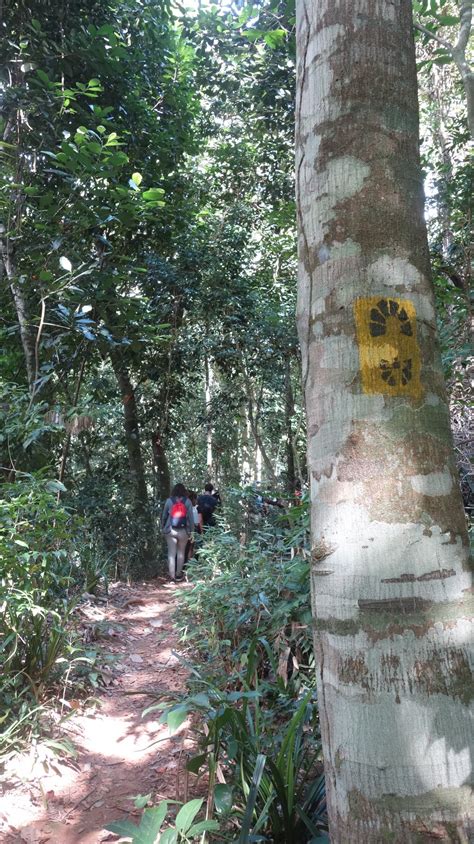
(197, 482, 218, 528)
(161, 483, 194, 581)
(185, 491, 202, 563)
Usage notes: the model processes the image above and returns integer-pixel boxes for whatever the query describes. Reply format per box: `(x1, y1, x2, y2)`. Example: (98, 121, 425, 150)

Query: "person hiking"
(161, 483, 194, 581)
(197, 482, 218, 528)
(185, 491, 202, 563)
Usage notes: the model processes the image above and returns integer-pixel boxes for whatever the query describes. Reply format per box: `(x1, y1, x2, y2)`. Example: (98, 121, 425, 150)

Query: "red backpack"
(170, 497, 187, 529)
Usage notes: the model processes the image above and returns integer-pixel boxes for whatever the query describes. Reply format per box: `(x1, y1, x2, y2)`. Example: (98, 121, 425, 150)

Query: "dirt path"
(0, 579, 199, 844)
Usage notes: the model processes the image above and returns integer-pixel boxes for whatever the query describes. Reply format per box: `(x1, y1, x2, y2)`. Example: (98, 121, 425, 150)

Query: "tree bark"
(110, 350, 158, 569)
(152, 432, 171, 503)
(284, 355, 297, 493)
(205, 357, 214, 478)
(296, 1, 472, 840)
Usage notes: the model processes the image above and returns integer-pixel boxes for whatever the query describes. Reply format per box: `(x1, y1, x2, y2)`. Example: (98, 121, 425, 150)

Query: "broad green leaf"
(214, 783, 233, 814)
(134, 793, 152, 809)
(436, 14, 458, 26)
(167, 707, 188, 733)
(159, 830, 177, 844)
(131, 172, 143, 186)
(142, 188, 165, 201)
(137, 804, 168, 842)
(187, 819, 220, 836)
(174, 798, 204, 833)
(186, 753, 207, 774)
(105, 819, 137, 839)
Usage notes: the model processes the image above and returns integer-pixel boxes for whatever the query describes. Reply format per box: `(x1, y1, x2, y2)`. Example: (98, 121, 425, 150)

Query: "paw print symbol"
(379, 357, 413, 387)
(369, 299, 413, 338)
(354, 295, 421, 397)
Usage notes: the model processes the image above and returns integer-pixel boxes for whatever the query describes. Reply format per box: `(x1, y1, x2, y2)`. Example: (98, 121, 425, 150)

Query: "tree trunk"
(2, 249, 36, 392)
(240, 403, 252, 484)
(284, 355, 297, 494)
(205, 357, 214, 478)
(152, 432, 171, 503)
(296, 1, 472, 840)
(110, 351, 158, 570)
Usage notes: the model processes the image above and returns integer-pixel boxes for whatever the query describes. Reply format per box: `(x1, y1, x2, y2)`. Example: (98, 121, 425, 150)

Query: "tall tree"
(296, 0, 472, 840)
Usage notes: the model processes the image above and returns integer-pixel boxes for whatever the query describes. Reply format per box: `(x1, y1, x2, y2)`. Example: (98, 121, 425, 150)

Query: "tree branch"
(413, 21, 453, 54)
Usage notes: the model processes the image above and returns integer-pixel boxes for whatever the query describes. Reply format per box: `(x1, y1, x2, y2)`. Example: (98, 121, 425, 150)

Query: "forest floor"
(0, 579, 201, 844)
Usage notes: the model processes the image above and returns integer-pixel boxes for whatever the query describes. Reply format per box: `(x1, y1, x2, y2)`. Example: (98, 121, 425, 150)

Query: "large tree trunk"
(110, 351, 158, 570)
(296, 1, 472, 840)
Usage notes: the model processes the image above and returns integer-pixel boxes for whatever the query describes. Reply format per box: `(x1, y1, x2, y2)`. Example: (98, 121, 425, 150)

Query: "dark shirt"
(197, 493, 217, 526)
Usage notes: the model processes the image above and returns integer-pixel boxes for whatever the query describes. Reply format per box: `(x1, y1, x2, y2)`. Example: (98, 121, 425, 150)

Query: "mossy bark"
(295, 1, 473, 840)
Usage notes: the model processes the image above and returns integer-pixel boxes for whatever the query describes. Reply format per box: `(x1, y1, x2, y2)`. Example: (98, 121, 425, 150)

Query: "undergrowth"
(0, 474, 110, 760)
(151, 494, 328, 842)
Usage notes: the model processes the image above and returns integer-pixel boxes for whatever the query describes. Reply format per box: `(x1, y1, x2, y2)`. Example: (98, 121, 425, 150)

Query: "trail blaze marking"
(354, 297, 422, 397)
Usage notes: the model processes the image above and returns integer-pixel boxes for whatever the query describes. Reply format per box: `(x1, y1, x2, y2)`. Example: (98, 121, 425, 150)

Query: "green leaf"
(214, 784, 233, 814)
(134, 793, 152, 809)
(136, 804, 168, 842)
(36, 69, 51, 85)
(436, 14, 459, 26)
(45, 480, 67, 493)
(159, 830, 178, 844)
(167, 706, 188, 733)
(142, 188, 165, 201)
(175, 798, 204, 833)
(186, 753, 207, 774)
(106, 803, 168, 844)
(263, 29, 286, 49)
(187, 819, 220, 836)
(105, 819, 138, 839)
(238, 755, 266, 843)
(131, 172, 143, 186)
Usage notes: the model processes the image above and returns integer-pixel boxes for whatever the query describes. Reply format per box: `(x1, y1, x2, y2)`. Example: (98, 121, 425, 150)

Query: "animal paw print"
(369, 299, 413, 338)
(379, 357, 413, 387)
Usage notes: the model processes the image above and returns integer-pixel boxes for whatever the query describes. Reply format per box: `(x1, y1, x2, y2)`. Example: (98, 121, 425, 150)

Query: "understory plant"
(0, 474, 107, 755)
(149, 496, 327, 841)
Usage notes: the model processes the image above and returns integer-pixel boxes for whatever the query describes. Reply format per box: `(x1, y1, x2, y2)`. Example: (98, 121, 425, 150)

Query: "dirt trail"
(0, 579, 198, 844)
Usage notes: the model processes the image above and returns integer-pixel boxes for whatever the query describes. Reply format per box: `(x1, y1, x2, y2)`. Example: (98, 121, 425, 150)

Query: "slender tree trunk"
(453, 1, 474, 139)
(296, 1, 472, 840)
(110, 351, 158, 569)
(152, 432, 171, 503)
(58, 358, 86, 485)
(247, 388, 278, 488)
(244, 372, 279, 487)
(284, 355, 297, 493)
(240, 403, 252, 483)
(205, 358, 213, 478)
(2, 247, 36, 392)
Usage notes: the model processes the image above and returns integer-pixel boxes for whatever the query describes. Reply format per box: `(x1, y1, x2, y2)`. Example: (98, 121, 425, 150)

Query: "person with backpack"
(197, 482, 218, 528)
(161, 483, 194, 581)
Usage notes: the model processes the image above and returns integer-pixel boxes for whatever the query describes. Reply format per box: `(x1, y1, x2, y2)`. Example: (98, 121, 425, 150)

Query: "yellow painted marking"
(354, 296, 422, 398)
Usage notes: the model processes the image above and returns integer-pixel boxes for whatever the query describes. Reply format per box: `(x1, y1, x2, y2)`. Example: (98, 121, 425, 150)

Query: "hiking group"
(160, 482, 220, 581)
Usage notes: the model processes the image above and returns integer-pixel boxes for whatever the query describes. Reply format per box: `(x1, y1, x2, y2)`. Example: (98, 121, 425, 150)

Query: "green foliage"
(0, 476, 75, 744)
(178, 499, 312, 679)
(106, 797, 219, 843)
(143, 498, 326, 840)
